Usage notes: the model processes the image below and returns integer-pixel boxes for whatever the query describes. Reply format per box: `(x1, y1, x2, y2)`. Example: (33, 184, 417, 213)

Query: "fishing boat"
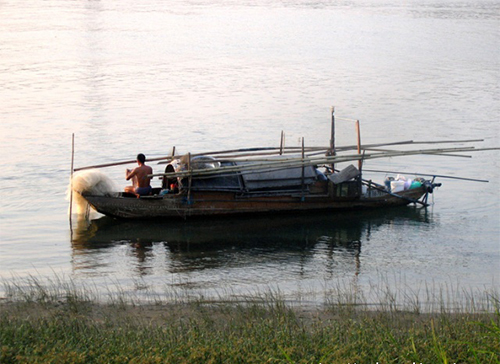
(70, 109, 494, 220)
(78, 160, 438, 219)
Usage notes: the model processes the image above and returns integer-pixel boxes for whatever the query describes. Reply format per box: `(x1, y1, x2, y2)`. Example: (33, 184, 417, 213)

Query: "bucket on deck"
(390, 180, 405, 193)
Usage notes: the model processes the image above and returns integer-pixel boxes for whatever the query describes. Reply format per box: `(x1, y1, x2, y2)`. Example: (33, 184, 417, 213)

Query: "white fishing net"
(67, 170, 119, 215)
(70, 169, 119, 196)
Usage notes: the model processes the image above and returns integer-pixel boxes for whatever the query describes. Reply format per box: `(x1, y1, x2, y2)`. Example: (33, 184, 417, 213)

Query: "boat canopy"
(187, 158, 319, 193)
(190, 161, 243, 191)
(236, 162, 317, 191)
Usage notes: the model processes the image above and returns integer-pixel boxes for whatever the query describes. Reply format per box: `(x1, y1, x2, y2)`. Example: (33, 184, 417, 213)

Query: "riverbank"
(1, 286, 499, 363)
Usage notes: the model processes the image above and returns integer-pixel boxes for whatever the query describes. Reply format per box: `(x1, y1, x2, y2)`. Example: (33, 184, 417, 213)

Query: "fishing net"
(67, 170, 119, 215)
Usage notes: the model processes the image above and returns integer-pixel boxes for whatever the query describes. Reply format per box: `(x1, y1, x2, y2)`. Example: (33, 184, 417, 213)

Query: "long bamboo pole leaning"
(363, 148, 473, 158)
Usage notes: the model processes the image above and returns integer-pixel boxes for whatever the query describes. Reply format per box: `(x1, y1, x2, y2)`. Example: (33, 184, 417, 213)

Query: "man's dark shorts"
(135, 186, 152, 196)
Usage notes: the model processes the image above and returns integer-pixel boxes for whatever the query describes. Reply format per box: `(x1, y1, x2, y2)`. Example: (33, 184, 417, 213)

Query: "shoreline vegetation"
(1, 278, 499, 363)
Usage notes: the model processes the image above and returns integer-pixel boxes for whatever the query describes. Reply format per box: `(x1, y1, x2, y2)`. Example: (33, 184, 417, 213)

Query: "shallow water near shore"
(0, 0, 499, 305)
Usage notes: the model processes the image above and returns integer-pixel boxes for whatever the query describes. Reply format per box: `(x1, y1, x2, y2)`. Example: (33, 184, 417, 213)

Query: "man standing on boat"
(125, 153, 153, 197)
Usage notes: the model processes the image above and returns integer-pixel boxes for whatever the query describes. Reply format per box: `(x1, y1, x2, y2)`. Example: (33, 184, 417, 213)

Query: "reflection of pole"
(69, 133, 75, 228)
(354, 241, 361, 276)
(352, 240, 361, 304)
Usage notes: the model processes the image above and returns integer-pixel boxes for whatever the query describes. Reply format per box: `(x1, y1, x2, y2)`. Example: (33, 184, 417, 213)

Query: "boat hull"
(82, 187, 428, 219)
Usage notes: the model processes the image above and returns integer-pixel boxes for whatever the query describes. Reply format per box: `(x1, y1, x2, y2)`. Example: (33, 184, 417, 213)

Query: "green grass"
(1, 279, 499, 363)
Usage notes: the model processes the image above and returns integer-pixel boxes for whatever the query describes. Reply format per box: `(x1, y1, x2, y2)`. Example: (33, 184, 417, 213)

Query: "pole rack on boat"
(229, 146, 484, 168)
(149, 146, 499, 180)
(73, 139, 487, 171)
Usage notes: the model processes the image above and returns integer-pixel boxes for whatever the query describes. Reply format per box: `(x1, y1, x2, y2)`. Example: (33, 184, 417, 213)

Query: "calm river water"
(0, 0, 499, 306)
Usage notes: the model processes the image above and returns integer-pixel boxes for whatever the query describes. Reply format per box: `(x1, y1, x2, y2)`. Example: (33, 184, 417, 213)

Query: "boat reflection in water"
(71, 208, 431, 284)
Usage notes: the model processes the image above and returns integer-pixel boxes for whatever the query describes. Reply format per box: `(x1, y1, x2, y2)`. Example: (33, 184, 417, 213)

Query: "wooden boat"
(81, 180, 433, 219)
(78, 152, 440, 219)
(72, 109, 496, 220)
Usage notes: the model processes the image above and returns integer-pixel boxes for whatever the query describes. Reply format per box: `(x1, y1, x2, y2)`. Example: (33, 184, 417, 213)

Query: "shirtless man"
(125, 153, 153, 197)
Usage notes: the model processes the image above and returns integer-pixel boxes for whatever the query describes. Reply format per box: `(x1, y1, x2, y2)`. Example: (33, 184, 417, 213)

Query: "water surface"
(0, 0, 499, 304)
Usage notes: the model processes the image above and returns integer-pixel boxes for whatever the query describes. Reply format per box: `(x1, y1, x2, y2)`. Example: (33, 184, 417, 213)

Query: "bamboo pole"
(337, 138, 483, 151)
(362, 169, 490, 183)
(196, 146, 312, 157)
(329, 106, 335, 171)
(69, 133, 75, 227)
(158, 148, 324, 165)
(356, 120, 362, 171)
(190, 142, 433, 162)
(406, 139, 484, 144)
(74, 155, 172, 171)
(363, 148, 473, 158)
(222, 153, 334, 163)
(205, 148, 325, 161)
(187, 153, 192, 203)
(420, 153, 473, 158)
(301, 137, 305, 199)
(279, 131, 284, 155)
